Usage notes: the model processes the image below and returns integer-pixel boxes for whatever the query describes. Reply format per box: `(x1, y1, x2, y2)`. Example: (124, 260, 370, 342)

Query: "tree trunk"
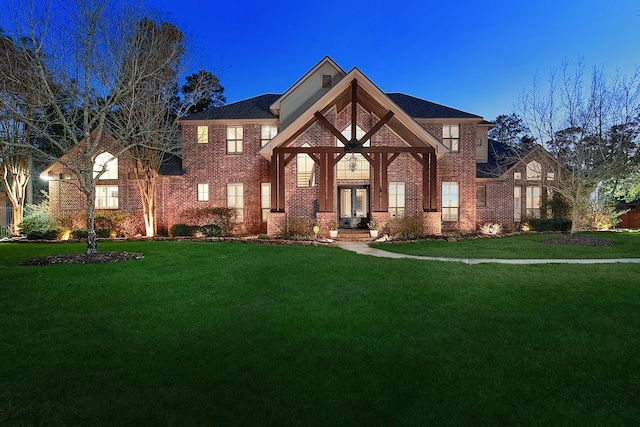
(570, 204, 580, 234)
(85, 191, 98, 254)
(11, 205, 23, 236)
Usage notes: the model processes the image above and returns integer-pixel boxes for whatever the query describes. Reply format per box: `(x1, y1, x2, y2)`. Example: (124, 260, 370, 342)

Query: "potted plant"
(367, 220, 379, 238)
(328, 221, 339, 238)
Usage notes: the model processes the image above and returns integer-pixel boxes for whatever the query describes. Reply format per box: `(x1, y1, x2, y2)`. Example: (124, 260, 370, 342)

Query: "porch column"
(271, 149, 286, 212)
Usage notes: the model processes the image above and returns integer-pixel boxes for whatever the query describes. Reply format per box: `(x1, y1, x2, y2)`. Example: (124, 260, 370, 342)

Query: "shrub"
(170, 223, 199, 237)
(386, 214, 426, 239)
(281, 216, 313, 240)
(71, 228, 89, 239)
(199, 224, 222, 237)
(96, 228, 115, 238)
(26, 229, 61, 240)
(179, 207, 237, 236)
(525, 217, 572, 232)
(21, 199, 62, 240)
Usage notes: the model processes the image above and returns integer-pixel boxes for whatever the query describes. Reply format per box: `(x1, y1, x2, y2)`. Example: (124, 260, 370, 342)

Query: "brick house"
(43, 57, 558, 236)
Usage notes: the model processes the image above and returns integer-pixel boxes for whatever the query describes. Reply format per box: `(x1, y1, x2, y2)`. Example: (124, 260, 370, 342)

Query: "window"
(442, 182, 459, 221)
(93, 152, 118, 179)
(297, 143, 315, 187)
(443, 124, 459, 152)
(477, 185, 486, 207)
(197, 126, 208, 144)
(197, 183, 209, 201)
(96, 185, 118, 209)
(337, 126, 370, 180)
(514, 186, 522, 221)
(261, 183, 270, 222)
(526, 186, 541, 217)
(514, 172, 521, 180)
(526, 160, 542, 180)
(226, 126, 243, 154)
(476, 137, 483, 147)
(546, 172, 555, 181)
(227, 183, 244, 222)
(261, 125, 278, 147)
(389, 182, 405, 218)
(322, 74, 332, 88)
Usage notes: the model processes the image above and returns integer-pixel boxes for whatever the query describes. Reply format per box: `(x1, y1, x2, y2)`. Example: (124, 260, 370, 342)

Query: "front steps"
(332, 229, 377, 242)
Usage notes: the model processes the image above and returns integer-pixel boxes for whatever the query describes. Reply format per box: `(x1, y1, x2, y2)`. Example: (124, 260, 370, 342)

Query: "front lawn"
(1, 240, 639, 425)
(371, 231, 640, 259)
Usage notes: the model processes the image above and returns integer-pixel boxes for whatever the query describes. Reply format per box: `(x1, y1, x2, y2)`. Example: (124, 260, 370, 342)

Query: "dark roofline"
(183, 92, 485, 122)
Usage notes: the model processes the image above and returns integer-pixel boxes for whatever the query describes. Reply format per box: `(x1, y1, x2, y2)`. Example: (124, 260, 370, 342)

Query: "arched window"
(526, 160, 541, 180)
(93, 152, 118, 180)
(337, 125, 370, 180)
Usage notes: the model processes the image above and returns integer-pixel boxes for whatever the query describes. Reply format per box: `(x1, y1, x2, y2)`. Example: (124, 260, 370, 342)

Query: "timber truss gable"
(260, 67, 448, 215)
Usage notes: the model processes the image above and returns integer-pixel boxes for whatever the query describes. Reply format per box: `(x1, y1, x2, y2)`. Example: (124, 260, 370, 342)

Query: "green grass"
(371, 231, 640, 259)
(1, 240, 640, 425)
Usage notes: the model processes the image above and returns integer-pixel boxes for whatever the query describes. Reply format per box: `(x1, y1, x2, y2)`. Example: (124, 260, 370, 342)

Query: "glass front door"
(339, 186, 369, 228)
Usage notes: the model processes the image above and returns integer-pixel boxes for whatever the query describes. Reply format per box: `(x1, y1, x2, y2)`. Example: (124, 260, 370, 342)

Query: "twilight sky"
(154, 1, 637, 121)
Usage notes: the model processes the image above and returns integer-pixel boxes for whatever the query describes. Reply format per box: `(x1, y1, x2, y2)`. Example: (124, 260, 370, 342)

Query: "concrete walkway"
(336, 241, 640, 265)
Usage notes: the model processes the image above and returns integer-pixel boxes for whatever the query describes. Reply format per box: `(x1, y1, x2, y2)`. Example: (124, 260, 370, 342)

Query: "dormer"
(476, 121, 493, 163)
(270, 56, 346, 129)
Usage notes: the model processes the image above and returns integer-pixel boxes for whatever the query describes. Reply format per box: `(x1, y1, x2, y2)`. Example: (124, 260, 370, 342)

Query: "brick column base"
(316, 211, 337, 236)
(267, 211, 287, 237)
(371, 211, 390, 233)
(424, 211, 442, 235)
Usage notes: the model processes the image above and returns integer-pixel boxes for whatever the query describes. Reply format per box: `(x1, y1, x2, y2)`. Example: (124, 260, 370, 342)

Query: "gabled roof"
(259, 67, 451, 161)
(181, 92, 483, 122)
(387, 93, 482, 120)
(269, 56, 346, 116)
(477, 140, 559, 179)
(182, 94, 280, 121)
(476, 139, 522, 178)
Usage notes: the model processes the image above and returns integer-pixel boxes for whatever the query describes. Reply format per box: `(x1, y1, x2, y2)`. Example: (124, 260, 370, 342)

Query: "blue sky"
(152, 0, 638, 121)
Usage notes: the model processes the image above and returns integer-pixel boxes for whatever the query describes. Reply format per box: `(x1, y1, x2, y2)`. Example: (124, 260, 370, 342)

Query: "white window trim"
(197, 126, 208, 144)
(96, 185, 118, 209)
(197, 183, 209, 201)
(226, 125, 243, 154)
(442, 181, 460, 222)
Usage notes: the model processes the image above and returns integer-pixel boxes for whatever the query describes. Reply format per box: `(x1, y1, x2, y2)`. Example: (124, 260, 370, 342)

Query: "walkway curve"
(336, 241, 640, 265)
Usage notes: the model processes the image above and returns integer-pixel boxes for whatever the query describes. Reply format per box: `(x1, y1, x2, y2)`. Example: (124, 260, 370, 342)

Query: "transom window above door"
(337, 125, 370, 180)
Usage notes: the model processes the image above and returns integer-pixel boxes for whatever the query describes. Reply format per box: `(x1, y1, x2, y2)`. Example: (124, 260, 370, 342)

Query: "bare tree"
(0, 30, 39, 235)
(520, 60, 640, 232)
(0, 0, 193, 252)
(111, 19, 224, 237)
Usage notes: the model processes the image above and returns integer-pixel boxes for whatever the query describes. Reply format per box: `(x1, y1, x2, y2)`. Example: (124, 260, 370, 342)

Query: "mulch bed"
(20, 251, 145, 266)
(543, 235, 614, 247)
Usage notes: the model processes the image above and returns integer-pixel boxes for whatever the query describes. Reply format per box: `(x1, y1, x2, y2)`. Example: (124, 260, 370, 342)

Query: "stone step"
(332, 229, 378, 242)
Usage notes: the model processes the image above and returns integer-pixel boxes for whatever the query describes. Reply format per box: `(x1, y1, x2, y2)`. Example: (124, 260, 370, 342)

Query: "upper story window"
(93, 152, 118, 180)
(337, 125, 370, 180)
(514, 172, 522, 180)
(443, 124, 460, 152)
(322, 74, 332, 88)
(197, 126, 208, 143)
(226, 125, 243, 154)
(297, 143, 315, 187)
(261, 125, 278, 147)
(546, 172, 555, 181)
(526, 160, 542, 180)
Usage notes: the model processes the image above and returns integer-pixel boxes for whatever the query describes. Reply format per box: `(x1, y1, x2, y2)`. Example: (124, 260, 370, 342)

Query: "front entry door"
(339, 186, 369, 228)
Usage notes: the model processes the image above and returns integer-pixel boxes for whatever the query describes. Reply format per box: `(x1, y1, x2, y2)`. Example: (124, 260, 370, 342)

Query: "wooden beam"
(429, 151, 437, 211)
(360, 110, 394, 144)
(351, 79, 357, 137)
(314, 112, 350, 145)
